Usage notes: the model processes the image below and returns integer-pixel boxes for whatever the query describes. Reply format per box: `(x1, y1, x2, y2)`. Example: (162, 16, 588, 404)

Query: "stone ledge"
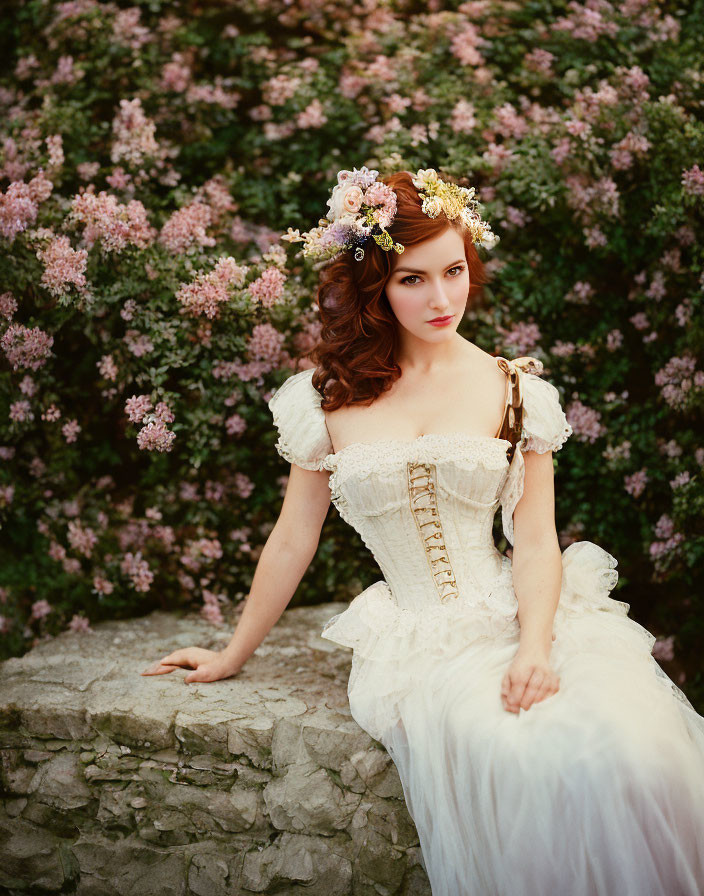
(0, 604, 430, 895)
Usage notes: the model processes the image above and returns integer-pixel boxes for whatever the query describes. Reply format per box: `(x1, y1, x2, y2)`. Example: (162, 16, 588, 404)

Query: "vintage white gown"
(268, 360, 704, 896)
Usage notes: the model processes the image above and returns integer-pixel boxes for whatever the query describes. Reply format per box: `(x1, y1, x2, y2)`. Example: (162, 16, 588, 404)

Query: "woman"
(143, 168, 704, 895)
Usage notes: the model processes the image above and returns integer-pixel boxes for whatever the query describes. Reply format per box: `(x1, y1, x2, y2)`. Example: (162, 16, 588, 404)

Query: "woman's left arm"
(501, 449, 562, 713)
(512, 449, 562, 650)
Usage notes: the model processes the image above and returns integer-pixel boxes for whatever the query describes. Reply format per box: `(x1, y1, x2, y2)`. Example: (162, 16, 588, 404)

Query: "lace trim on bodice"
(322, 432, 511, 478)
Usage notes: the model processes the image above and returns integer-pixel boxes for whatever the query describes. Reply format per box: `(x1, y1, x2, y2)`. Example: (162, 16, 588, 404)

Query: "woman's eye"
(400, 266, 464, 286)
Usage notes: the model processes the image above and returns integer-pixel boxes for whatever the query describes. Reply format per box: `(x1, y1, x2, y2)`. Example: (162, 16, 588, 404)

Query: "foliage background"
(0, 0, 702, 710)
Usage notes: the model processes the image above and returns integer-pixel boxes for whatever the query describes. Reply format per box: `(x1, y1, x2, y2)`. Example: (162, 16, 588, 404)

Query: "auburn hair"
(309, 170, 491, 411)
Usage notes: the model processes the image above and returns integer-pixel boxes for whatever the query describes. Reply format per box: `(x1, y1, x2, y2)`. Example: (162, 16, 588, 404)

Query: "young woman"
(143, 168, 704, 895)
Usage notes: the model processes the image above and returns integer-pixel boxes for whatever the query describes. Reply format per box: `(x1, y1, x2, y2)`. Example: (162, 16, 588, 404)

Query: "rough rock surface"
(0, 604, 431, 895)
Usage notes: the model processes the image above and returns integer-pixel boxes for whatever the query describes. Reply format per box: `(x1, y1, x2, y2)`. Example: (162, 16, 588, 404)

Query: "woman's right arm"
(141, 463, 332, 683)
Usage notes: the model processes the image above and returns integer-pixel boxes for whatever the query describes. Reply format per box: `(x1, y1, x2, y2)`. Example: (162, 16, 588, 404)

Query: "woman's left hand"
(500, 644, 560, 713)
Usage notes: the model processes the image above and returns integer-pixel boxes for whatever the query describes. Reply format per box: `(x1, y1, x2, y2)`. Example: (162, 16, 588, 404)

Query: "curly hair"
(309, 170, 492, 411)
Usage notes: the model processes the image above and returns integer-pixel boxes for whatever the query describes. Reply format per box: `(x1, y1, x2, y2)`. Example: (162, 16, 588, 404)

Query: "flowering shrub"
(0, 0, 702, 707)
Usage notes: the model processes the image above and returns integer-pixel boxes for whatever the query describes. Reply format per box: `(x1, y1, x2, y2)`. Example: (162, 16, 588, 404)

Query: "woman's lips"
(427, 314, 454, 326)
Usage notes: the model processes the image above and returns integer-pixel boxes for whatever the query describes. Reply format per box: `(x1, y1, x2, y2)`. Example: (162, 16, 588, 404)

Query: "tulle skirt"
(321, 541, 704, 896)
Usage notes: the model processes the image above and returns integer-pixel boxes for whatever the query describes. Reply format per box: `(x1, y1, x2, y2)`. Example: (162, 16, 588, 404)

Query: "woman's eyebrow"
(394, 258, 465, 275)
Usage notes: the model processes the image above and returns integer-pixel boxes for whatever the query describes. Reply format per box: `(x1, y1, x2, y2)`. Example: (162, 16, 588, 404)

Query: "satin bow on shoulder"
(495, 356, 543, 463)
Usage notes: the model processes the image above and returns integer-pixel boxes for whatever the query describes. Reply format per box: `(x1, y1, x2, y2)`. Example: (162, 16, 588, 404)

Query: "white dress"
(268, 360, 704, 896)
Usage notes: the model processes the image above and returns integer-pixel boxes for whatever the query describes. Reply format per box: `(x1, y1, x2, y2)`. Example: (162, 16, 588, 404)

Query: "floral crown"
(282, 166, 499, 264)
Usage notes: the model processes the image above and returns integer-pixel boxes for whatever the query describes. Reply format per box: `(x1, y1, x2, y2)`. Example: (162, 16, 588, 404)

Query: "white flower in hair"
(287, 165, 499, 264)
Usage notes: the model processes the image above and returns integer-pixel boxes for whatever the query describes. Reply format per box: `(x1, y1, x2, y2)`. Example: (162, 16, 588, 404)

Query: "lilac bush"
(0, 0, 702, 705)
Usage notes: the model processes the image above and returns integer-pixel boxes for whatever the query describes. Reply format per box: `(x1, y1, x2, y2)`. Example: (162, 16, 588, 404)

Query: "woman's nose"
(429, 285, 451, 309)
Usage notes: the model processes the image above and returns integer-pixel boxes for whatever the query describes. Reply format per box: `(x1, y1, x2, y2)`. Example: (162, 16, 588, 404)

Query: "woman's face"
(385, 226, 469, 344)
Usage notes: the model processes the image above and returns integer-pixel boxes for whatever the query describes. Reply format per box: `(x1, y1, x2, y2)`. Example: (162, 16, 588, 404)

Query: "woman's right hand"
(141, 647, 241, 684)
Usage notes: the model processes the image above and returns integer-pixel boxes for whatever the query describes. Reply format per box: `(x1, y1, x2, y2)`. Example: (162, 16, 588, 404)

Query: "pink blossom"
(229, 527, 251, 543)
(19, 375, 37, 396)
(565, 399, 606, 443)
(550, 341, 576, 358)
(583, 226, 607, 248)
(1, 323, 54, 370)
(176, 256, 247, 319)
(67, 520, 98, 558)
(675, 299, 692, 326)
(606, 329, 623, 351)
(29, 457, 46, 478)
(110, 98, 159, 168)
(682, 164, 704, 197)
(137, 418, 176, 452)
(234, 472, 254, 499)
(0, 292, 17, 320)
(524, 48, 555, 75)
(450, 99, 478, 134)
(9, 400, 33, 423)
(624, 469, 648, 498)
(501, 321, 541, 355)
(0, 171, 53, 241)
(629, 312, 649, 331)
(125, 394, 153, 423)
(652, 635, 675, 662)
(161, 54, 192, 92)
(645, 271, 666, 301)
(77, 161, 100, 181)
(247, 323, 285, 363)
(120, 550, 154, 591)
(204, 480, 226, 502)
(201, 590, 225, 626)
(68, 614, 93, 633)
(97, 354, 119, 381)
(123, 329, 154, 357)
(159, 200, 214, 254)
(69, 189, 156, 254)
(106, 167, 132, 190)
(655, 354, 700, 410)
(120, 298, 138, 321)
(0, 485, 14, 506)
(180, 482, 200, 501)
(191, 537, 223, 560)
(249, 267, 286, 308)
(450, 24, 486, 66)
(602, 440, 631, 462)
(112, 8, 151, 51)
(45, 134, 64, 169)
(48, 541, 66, 561)
(154, 401, 175, 424)
(669, 471, 690, 489)
(30, 599, 52, 621)
(36, 235, 88, 297)
(225, 413, 247, 436)
(62, 419, 81, 443)
(654, 514, 674, 539)
(297, 99, 327, 129)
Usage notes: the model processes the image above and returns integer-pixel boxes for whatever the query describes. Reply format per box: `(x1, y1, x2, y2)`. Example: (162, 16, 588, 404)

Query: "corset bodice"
(322, 433, 517, 613)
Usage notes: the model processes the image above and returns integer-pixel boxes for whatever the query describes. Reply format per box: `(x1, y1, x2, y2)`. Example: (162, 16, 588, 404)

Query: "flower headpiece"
(282, 166, 499, 265)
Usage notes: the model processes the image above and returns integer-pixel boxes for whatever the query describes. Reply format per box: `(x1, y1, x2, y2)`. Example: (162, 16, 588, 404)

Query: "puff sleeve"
(499, 368, 573, 545)
(267, 367, 333, 471)
(518, 372, 573, 454)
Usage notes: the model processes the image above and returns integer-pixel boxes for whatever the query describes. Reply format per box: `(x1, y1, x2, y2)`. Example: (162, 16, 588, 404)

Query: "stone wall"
(0, 604, 430, 895)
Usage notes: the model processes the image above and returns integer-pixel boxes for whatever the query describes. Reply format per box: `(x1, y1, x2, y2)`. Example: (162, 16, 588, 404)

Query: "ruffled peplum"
(320, 540, 662, 742)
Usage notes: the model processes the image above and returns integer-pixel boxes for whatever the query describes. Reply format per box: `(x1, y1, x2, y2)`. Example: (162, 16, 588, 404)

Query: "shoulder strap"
(494, 356, 543, 463)
(495, 358, 523, 464)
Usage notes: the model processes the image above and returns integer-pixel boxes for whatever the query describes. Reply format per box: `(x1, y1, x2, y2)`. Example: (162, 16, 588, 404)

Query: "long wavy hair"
(309, 170, 492, 411)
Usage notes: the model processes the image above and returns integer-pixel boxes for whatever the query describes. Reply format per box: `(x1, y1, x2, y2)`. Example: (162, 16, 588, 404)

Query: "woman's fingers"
(140, 661, 181, 676)
(142, 648, 234, 684)
(141, 648, 206, 676)
(501, 671, 561, 712)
